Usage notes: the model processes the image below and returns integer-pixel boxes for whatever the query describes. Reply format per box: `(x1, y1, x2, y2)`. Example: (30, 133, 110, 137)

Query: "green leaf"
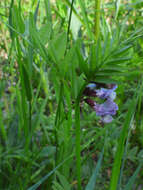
(32, 96, 49, 131)
(112, 45, 132, 57)
(44, 0, 52, 23)
(96, 72, 126, 77)
(94, 77, 121, 84)
(99, 65, 125, 72)
(9, 0, 14, 38)
(11, 5, 25, 34)
(127, 146, 138, 162)
(71, 12, 81, 39)
(29, 13, 49, 62)
(109, 92, 138, 190)
(123, 163, 143, 190)
(65, 0, 83, 24)
(27, 156, 72, 190)
(115, 0, 121, 20)
(52, 182, 64, 190)
(0, 107, 7, 141)
(39, 146, 56, 158)
(56, 171, 71, 190)
(137, 150, 143, 160)
(48, 32, 67, 62)
(22, 64, 32, 102)
(34, 0, 40, 24)
(89, 44, 98, 72)
(78, 0, 93, 39)
(38, 22, 52, 45)
(75, 41, 89, 77)
(105, 57, 131, 65)
(85, 148, 104, 190)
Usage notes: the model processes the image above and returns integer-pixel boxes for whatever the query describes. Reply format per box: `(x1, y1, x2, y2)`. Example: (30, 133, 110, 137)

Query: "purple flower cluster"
(95, 85, 117, 100)
(84, 83, 118, 123)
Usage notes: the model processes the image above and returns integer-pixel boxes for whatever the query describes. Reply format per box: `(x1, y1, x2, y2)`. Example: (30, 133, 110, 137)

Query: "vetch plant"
(84, 83, 118, 123)
(0, 0, 143, 189)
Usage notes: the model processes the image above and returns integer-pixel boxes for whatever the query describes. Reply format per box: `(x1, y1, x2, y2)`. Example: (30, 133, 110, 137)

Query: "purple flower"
(93, 98, 118, 116)
(84, 83, 118, 124)
(101, 115, 113, 123)
(86, 83, 96, 89)
(95, 85, 117, 100)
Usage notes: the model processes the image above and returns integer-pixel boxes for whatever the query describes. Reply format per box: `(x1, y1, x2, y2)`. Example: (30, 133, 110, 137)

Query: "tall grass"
(0, 0, 143, 189)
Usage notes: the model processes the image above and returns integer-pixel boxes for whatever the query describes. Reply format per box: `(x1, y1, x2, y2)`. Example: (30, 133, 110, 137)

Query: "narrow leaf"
(27, 156, 72, 190)
(123, 163, 143, 190)
(115, 0, 121, 20)
(78, 0, 93, 39)
(109, 94, 138, 190)
(105, 57, 131, 65)
(34, 0, 40, 24)
(112, 45, 132, 57)
(85, 147, 104, 190)
(22, 64, 32, 102)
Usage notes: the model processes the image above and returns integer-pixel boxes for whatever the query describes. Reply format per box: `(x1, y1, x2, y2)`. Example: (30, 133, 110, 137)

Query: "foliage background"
(0, 0, 143, 190)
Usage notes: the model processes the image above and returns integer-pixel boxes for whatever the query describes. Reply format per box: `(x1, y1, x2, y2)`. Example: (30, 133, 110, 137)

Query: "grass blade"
(78, 0, 93, 39)
(115, 0, 121, 20)
(109, 91, 138, 190)
(44, 0, 52, 23)
(95, 0, 101, 41)
(0, 107, 7, 142)
(27, 156, 72, 190)
(34, 0, 40, 24)
(75, 83, 87, 190)
(123, 163, 143, 190)
(85, 147, 104, 190)
(75, 100, 82, 190)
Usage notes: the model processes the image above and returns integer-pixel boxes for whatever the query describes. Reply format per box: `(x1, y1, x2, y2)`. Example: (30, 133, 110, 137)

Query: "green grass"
(0, 0, 143, 189)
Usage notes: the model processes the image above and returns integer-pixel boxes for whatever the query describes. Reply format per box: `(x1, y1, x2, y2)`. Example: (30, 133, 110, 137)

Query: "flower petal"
(87, 83, 96, 89)
(101, 115, 113, 123)
(94, 99, 118, 116)
(95, 85, 117, 100)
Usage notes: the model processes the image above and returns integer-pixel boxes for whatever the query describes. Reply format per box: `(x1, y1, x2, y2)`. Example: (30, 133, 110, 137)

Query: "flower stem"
(95, 0, 101, 41)
(75, 83, 87, 190)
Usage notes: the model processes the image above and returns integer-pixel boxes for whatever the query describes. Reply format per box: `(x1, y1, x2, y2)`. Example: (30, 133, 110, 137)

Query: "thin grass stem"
(95, 0, 101, 41)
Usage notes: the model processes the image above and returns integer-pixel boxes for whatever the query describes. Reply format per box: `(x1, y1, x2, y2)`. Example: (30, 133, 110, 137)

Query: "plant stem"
(29, 100, 32, 150)
(95, 0, 101, 41)
(75, 102, 81, 190)
(75, 83, 87, 190)
(66, 0, 75, 52)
